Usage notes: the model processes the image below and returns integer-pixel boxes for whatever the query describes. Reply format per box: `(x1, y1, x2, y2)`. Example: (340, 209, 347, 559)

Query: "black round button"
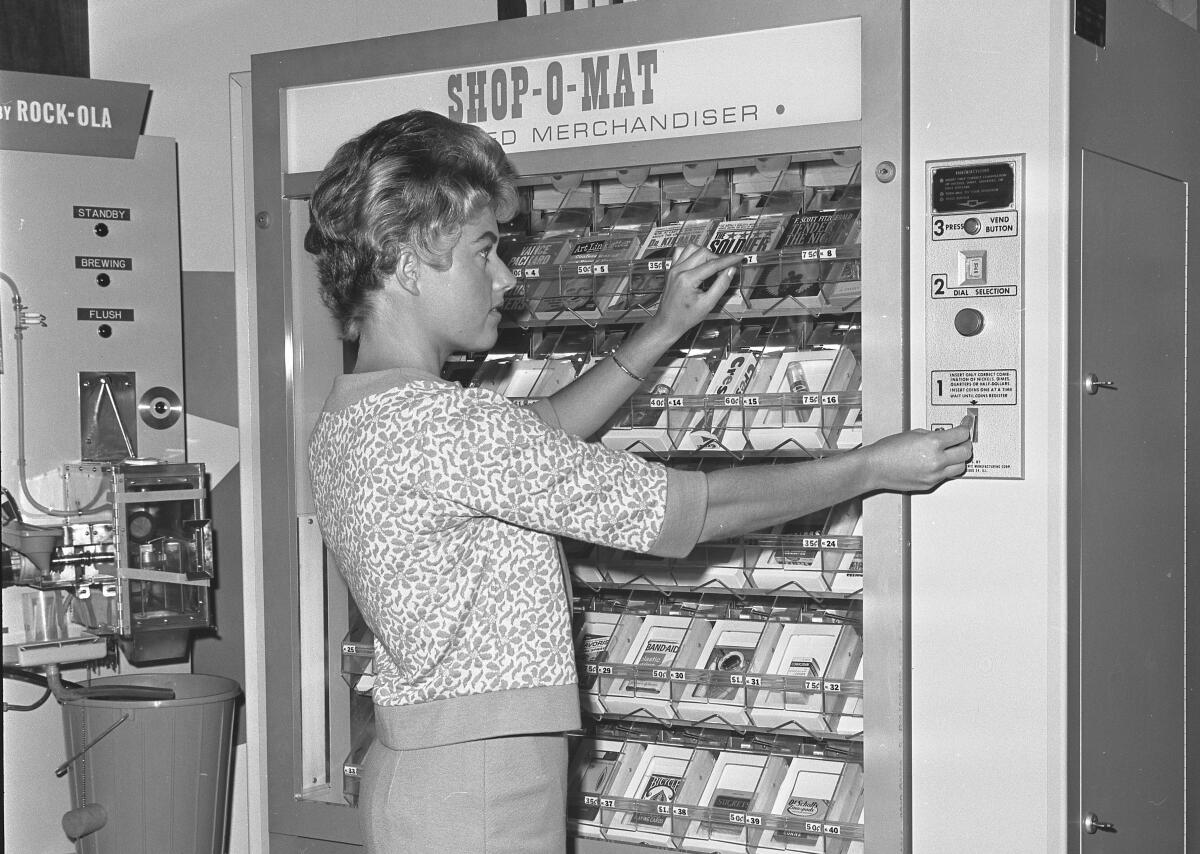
(954, 308, 985, 337)
(96, 273, 111, 287)
(964, 218, 982, 235)
(98, 324, 113, 338)
(94, 223, 109, 237)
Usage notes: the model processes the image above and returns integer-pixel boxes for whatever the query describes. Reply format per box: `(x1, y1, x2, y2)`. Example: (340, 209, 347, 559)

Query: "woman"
(305, 110, 972, 853)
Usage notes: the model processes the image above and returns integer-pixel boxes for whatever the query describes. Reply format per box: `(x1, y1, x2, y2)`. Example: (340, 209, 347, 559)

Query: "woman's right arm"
(696, 422, 973, 542)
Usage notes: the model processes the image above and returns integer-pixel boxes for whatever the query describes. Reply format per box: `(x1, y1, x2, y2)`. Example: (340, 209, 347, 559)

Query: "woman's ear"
(394, 247, 422, 295)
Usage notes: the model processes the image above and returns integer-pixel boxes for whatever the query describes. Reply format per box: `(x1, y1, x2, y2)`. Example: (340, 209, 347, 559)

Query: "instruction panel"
(925, 156, 1025, 479)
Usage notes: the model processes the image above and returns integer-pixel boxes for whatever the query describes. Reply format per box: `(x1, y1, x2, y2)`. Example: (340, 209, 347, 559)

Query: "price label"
(344, 765, 361, 777)
(667, 397, 686, 408)
(801, 249, 820, 260)
(746, 815, 763, 827)
(594, 263, 610, 274)
(583, 795, 599, 807)
(745, 675, 763, 687)
(819, 247, 838, 259)
(656, 804, 671, 815)
(729, 674, 744, 685)
(822, 393, 840, 405)
(76, 585, 91, 600)
(802, 536, 820, 549)
(821, 538, 839, 549)
(723, 395, 742, 407)
(101, 583, 117, 598)
(804, 679, 823, 691)
(729, 812, 747, 825)
(578, 264, 593, 274)
(511, 268, 524, 278)
(743, 395, 760, 406)
(600, 798, 616, 809)
(342, 643, 364, 655)
(742, 253, 759, 264)
(649, 397, 666, 408)
(525, 267, 541, 278)
(825, 681, 842, 692)
(806, 821, 823, 834)
(825, 824, 842, 835)
(802, 393, 821, 406)
(673, 806, 690, 817)
(597, 665, 614, 675)
(584, 664, 598, 674)
(651, 668, 668, 680)
(670, 669, 687, 681)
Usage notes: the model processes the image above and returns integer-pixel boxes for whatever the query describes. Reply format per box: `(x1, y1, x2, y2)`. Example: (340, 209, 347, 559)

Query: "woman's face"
(419, 207, 517, 360)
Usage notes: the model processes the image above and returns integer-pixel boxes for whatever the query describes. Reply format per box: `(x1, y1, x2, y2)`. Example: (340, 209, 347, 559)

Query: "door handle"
(1084, 373, 1117, 395)
(1083, 812, 1117, 834)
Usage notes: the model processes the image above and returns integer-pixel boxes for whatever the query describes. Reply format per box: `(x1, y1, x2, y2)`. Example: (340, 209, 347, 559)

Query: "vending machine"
(247, 2, 1199, 852)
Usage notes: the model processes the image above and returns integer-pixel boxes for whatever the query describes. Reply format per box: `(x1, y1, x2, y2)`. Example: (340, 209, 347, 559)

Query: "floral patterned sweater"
(308, 367, 708, 749)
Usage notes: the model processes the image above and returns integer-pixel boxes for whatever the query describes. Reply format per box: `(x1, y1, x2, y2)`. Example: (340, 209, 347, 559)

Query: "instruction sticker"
(930, 369, 1017, 405)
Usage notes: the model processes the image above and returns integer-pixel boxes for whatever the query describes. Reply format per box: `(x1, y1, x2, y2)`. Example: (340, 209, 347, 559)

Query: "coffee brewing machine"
(1, 73, 213, 668)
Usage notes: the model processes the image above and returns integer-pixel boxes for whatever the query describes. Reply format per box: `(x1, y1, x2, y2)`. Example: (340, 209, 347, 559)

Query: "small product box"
(667, 541, 751, 593)
(681, 751, 786, 854)
(748, 350, 838, 451)
(680, 352, 761, 452)
(750, 501, 862, 596)
(604, 743, 706, 847)
(569, 736, 628, 838)
(599, 356, 713, 454)
(498, 232, 578, 317)
(574, 610, 641, 715)
(676, 619, 769, 727)
(499, 358, 578, 403)
(748, 621, 863, 736)
(601, 614, 709, 721)
(758, 756, 864, 854)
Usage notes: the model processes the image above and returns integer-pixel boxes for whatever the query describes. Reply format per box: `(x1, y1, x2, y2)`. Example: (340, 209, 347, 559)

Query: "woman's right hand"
(859, 420, 974, 493)
(643, 243, 744, 342)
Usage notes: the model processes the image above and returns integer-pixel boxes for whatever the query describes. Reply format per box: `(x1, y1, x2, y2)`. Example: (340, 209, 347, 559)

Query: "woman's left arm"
(541, 244, 743, 439)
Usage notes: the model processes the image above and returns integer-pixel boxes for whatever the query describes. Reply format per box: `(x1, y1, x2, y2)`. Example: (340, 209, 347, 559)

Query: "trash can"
(59, 673, 241, 854)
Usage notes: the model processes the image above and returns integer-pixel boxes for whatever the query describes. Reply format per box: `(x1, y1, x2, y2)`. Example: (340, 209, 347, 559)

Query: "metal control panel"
(924, 155, 1025, 479)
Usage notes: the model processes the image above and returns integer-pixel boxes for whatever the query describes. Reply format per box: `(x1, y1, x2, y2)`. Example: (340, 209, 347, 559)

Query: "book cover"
(748, 207, 861, 304)
(706, 214, 790, 259)
(529, 229, 647, 316)
(613, 219, 717, 312)
(498, 233, 576, 313)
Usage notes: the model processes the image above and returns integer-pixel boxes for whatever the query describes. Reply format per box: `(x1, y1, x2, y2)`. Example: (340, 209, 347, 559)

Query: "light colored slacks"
(360, 732, 568, 853)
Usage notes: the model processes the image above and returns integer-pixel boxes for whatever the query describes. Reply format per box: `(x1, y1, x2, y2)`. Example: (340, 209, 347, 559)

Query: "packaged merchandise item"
(748, 350, 839, 451)
(760, 756, 863, 853)
(611, 219, 718, 313)
(602, 614, 707, 720)
(497, 232, 577, 316)
(676, 619, 769, 726)
(682, 351, 765, 452)
(528, 228, 649, 318)
(750, 621, 863, 736)
(573, 610, 634, 714)
(598, 355, 713, 453)
(568, 736, 627, 837)
(606, 743, 700, 846)
(682, 751, 779, 854)
(750, 501, 862, 595)
(705, 214, 790, 309)
(745, 206, 862, 310)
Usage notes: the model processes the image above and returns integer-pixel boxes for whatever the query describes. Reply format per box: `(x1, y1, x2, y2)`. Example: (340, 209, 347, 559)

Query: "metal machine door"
(1076, 151, 1186, 849)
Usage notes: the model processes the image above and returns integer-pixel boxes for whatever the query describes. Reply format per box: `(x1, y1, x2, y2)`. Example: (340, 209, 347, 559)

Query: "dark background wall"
(0, 0, 89, 76)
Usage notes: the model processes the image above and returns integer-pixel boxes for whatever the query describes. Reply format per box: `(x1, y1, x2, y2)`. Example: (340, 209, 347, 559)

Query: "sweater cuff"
(649, 468, 708, 558)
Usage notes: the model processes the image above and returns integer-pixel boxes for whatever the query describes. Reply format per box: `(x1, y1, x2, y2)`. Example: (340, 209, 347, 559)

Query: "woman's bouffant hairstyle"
(304, 110, 519, 340)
